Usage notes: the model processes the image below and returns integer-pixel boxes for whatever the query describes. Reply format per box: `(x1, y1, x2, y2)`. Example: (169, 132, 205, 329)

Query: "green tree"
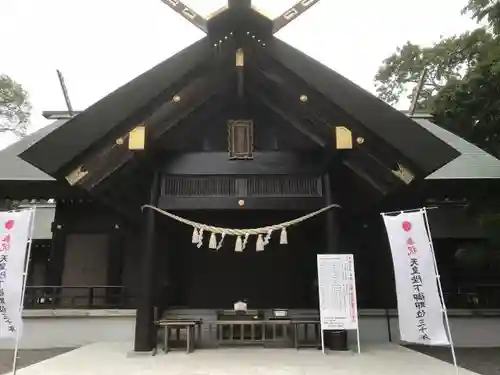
(462, 0, 500, 33)
(374, 0, 500, 157)
(374, 29, 494, 111)
(375, 0, 500, 255)
(433, 39, 500, 157)
(0, 74, 31, 137)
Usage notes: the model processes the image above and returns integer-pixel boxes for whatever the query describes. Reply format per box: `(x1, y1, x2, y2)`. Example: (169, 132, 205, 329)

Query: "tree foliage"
(374, 29, 495, 111)
(0, 74, 31, 138)
(374, 0, 500, 157)
(433, 39, 500, 157)
(462, 0, 500, 33)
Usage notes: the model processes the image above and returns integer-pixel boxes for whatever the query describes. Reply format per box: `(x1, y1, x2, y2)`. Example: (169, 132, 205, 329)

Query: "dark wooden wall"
(159, 99, 318, 152)
(157, 210, 324, 309)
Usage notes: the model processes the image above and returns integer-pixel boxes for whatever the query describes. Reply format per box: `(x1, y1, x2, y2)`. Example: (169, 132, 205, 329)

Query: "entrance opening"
(157, 210, 325, 310)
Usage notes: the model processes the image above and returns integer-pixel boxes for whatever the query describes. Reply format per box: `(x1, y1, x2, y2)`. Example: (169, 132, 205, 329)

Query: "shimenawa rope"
(141, 204, 341, 252)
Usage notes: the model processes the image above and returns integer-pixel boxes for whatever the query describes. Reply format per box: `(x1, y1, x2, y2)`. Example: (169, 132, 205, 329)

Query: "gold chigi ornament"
(142, 204, 340, 252)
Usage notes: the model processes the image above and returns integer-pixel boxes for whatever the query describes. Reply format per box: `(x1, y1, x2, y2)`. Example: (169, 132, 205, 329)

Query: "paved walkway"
(0, 349, 73, 374)
(409, 345, 500, 375)
(10, 342, 479, 375)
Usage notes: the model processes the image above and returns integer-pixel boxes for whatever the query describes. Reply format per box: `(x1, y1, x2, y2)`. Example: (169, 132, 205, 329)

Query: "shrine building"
(1, 0, 500, 352)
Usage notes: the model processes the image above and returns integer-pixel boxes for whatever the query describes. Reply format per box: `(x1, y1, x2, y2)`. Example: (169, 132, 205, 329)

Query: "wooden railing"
(24, 286, 135, 309)
(21, 284, 500, 311)
(444, 284, 500, 309)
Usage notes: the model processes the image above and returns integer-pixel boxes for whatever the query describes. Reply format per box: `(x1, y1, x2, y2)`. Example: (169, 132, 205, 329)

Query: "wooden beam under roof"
(245, 47, 415, 193)
(21, 38, 212, 179)
(247, 88, 326, 147)
(248, 58, 416, 181)
(260, 37, 459, 175)
(71, 77, 235, 191)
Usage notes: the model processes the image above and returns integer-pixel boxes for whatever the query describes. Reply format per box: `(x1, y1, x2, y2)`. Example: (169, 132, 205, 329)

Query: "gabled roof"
(21, 38, 212, 177)
(0, 120, 67, 181)
(18, 38, 458, 184)
(262, 39, 459, 175)
(3, 116, 500, 188)
(416, 118, 500, 180)
(14, 4, 463, 203)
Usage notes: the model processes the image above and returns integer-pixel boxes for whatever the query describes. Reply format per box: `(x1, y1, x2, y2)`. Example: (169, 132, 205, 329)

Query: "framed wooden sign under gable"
(228, 120, 254, 159)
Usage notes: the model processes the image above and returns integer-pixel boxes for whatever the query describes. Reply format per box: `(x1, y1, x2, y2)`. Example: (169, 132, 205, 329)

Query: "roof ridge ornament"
(272, 0, 321, 33)
(158, 0, 322, 35)
(159, 0, 208, 33)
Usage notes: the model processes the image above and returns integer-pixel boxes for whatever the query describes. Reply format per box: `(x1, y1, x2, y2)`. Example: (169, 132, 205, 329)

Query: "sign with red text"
(0, 210, 32, 339)
(382, 210, 449, 345)
(317, 254, 358, 330)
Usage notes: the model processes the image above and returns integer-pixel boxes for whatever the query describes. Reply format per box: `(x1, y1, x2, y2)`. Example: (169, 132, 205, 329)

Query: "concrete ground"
(4, 342, 482, 375)
(408, 345, 500, 375)
(0, 348, 74, 374)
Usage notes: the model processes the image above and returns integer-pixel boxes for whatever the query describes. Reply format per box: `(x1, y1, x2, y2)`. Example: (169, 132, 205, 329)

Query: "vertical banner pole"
(320, 328, 325, 354)
(422, 208, 458, 375)
(11, 208, 36, 375)
(350, 254, 361, 354)
(356, 326, 361, 354)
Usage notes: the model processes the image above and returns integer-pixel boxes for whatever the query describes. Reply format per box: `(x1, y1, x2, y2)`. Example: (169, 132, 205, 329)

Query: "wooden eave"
(20, 37, 214, 179)
(17, 23, 460, 212)
(261, 38, 460, 176)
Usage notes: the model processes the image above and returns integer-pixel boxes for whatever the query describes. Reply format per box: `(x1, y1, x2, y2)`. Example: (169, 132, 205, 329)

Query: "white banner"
(317, 254, 358, 330)
(0, 210, 33, 339)
(382, 210, 449, 345)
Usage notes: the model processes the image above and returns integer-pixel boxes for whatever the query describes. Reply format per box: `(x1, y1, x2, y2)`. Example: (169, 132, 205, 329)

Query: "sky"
(0, 0, 478, 149)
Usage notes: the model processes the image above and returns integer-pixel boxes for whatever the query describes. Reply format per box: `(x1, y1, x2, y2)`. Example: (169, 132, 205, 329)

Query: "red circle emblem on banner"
(402, 221, 412, 232)
(4, 220, 14, 230)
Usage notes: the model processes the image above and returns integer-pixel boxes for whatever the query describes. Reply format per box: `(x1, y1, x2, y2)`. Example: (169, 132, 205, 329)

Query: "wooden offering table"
(291, 319, 321, 349)
(156, 318, 202, 353)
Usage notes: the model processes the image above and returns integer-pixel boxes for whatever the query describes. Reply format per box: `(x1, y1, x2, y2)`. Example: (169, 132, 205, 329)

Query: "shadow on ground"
(407, 345, 500, 375)
(0, 348, 75, 374)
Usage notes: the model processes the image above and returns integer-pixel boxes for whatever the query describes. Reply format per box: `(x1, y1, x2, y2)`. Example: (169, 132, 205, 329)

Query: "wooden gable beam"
(262, 37, 460, 175)
(247, 44, 423, 183)
(272, 0, 321, 34)
(21, 39, 212, 178)
(248, 89, 326, 147)
(159, 0, 208, 33)
(66, 69, 235, 192)
(246, 46, 412, 192)
(245, 62, 340, 148)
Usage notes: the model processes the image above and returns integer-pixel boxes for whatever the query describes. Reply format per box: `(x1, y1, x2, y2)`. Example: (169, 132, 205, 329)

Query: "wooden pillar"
(0, 200, 10, 211)
(134, 172, 160, 352)
(322, 172, 348, 350)
(154, 230, 169, 319)
(46, 202, 67, 287)
(322, 173, 339, 254)
(107, 224, 124, 306)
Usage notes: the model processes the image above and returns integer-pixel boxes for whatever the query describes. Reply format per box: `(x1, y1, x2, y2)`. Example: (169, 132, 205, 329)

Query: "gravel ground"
(407, 345, 500, 375)
(0, 348, 74, 374)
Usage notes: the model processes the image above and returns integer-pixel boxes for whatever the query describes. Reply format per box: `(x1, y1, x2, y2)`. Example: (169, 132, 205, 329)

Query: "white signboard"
(317, 254, 358, 331)
(382, 210, 450, 346)
(0, 210, 33, 339)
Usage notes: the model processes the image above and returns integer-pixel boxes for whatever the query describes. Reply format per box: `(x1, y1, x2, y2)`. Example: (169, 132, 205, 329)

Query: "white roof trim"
(412, 119, 500, 180)
(1, 116, 500, 182)
(0, 120, 67, 181)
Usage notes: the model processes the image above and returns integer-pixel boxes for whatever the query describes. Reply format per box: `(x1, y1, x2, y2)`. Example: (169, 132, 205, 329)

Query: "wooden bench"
(156, 319, 202, 353)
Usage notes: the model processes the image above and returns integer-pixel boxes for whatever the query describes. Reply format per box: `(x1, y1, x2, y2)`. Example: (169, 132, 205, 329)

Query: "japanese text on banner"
(0, 221, 15, 333)
(382, 210, 449, 346)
